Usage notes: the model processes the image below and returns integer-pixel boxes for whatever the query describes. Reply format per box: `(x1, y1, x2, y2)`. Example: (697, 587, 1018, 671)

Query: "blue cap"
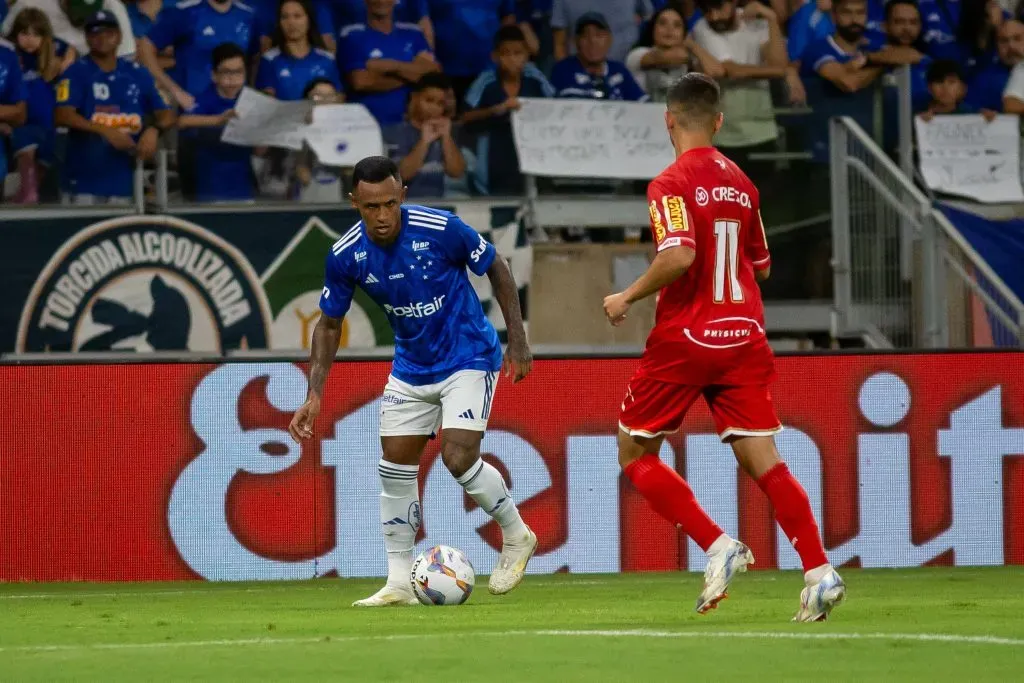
(85, 11, 120, 32)
(575, 11, 609, 35)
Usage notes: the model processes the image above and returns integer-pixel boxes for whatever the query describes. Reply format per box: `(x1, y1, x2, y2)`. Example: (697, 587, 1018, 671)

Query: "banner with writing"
(511, 98, 674, 179)
(2, 204, 531, 355)
(915, 114, 1024, 203)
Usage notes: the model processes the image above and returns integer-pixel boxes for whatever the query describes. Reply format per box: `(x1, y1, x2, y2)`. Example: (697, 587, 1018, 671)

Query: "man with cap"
(550, 11, 649, 101)
(54, 11, 175, 204)
(2, 0, 136, 58)
(552, 0, 651, 63)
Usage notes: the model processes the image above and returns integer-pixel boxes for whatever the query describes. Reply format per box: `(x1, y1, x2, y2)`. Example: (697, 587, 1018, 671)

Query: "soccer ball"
(410, 545, 475, 606)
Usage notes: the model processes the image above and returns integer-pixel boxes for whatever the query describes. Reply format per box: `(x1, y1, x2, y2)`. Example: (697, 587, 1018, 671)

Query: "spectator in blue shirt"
(956, 0, 1010, 74)
(254, 0, 336, 53)
(967, 18, 1024, 111)
(463, 24, 553, 194)
(426, 0, 515, 102)
(383, 72, 465, 197)
(787, 0, 835, 62)
(919, 59, 997, 120)
(178, 42, 256, 202)
(865, 0, 931, 109)
(125, 0, 159, 39)
(550, 11, 648, 101)
(340, 0, 438, 125)
(915, 0, 965, 63)
(8, 7, 60, 204)
(55, 11, 173, 204)
(800, 0, 882, 162)
(256, 0, 341, 100)
(139, 0, 258, 111)
(331, 0, 432, 44)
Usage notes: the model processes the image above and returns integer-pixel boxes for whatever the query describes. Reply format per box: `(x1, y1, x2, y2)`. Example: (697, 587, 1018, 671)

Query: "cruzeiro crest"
(17, 216, 272, 352)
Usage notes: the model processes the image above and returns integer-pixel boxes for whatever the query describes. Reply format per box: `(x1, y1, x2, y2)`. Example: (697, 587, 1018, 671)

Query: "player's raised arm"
(486, 257, 532, 383)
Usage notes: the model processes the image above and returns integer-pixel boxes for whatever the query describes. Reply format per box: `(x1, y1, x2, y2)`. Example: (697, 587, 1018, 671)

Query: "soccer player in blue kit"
(289, 156, 536, 606)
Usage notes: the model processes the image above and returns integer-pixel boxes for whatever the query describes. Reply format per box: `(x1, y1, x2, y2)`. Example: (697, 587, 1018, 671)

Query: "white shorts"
(380, 369, 499, 437)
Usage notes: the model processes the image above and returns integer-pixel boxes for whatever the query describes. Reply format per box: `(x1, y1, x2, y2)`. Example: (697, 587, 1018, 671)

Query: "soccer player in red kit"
(603, 73, 845, 622)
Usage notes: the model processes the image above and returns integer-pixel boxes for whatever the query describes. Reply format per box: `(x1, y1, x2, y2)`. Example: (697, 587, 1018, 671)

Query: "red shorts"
(619, 374, 782, 441)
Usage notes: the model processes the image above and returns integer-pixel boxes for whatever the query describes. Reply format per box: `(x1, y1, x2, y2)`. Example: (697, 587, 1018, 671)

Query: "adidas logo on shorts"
(458, 409, 475, 420)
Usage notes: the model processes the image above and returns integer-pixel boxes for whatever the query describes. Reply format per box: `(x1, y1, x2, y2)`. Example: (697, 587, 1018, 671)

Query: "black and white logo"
(17, 216, 271, 352)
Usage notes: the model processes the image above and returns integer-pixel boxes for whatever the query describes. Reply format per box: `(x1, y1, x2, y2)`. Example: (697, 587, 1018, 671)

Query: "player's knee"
(616, 429, 646, 469)
(441, 441, 480, 478)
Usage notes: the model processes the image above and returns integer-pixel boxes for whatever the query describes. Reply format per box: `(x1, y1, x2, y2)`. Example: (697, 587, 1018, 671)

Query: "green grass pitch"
(2, 568, 1022, 681)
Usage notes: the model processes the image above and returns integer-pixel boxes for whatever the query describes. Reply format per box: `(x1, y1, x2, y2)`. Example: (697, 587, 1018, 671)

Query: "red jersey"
(638, 146, 774, 386)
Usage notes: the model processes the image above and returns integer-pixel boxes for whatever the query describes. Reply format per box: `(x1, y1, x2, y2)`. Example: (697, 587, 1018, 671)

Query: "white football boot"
(352, 583, 419, 607)
(488, 527, 538, 595)
(695, 538, 755, 614)
(793, 565, 846, 622)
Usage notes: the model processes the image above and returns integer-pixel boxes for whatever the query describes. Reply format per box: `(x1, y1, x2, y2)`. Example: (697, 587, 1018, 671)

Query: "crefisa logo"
(17, 216, 272, 352)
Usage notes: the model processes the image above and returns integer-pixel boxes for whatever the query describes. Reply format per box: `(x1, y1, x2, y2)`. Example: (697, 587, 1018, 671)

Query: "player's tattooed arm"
(487, 257, 532, 383)
(288, 314, 343, 442)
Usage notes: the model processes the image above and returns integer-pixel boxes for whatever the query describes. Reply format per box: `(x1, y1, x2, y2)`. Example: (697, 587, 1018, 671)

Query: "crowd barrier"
(2, 351, 1022, 582)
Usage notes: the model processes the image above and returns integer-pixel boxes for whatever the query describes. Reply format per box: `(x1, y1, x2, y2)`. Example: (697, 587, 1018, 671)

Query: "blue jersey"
(331, 0, 427, 33)
(56, 56, 169, 197)
(550, 57, 649, 101)
(147, 0, 257, 96)
(917, 0, 964, 63)
(966, 63, 1011, 112)
(189, 86, 254, 201)
(426, 0, 514, 76)
(0, 39, 23, 179)
(339, 22, 432, 125)
(319, 205, 502, 385)
(255, 47, 341, 100)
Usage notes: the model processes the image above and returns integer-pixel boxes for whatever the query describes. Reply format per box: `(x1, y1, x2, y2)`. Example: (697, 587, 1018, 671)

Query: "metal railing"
(830, 116, 1024, 348)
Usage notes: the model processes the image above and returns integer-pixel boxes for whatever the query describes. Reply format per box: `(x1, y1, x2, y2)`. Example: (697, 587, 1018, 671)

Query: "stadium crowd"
(0, 0, 1017, 204)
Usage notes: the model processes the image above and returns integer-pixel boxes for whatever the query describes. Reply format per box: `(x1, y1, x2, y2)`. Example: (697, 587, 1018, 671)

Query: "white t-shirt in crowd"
(1004, 62, 1024, 103)
(690, 17, 778, 148)
(625, 46, 690, 103)
(3, 0, 137, 59)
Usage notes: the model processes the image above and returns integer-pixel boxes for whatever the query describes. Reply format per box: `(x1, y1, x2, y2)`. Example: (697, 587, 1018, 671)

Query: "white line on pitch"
(1, 629, 1022, 654)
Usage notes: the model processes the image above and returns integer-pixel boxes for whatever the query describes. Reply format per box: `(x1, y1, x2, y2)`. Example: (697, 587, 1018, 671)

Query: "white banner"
(511, 98, 674, 179)
(221, 89, 383, 164)
(222, 87, 311, 151)
(304, 103, 384, 167)
(915, 114, 1024, 203)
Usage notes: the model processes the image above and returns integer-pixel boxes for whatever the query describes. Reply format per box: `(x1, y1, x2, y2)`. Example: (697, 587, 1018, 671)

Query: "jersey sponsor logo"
(90, 111, 143, 133)
(712, 186, 753, 208)
(412, 240, 430, 252)
(663, 196, 688, 233)
(469, 235, 488, 263)
(648, 200, 666, 242)
(682, 317, 765, 350)
(383, 295, 446, 318)
(694, 186, 710, 207)
(658, 236, 682, 252)
(388, 273, 404, 280)
(16, 216, 271, 353)
(354, 251, 367, 262)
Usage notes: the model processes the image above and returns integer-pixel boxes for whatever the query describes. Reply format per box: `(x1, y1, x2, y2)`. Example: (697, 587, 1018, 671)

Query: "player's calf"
(442, 431, 535, 595)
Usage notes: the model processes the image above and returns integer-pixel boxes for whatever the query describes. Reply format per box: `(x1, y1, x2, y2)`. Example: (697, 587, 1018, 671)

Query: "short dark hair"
(926, 59, 964, 85)
(699, 0, 731, 11)
(666, 73, 721, 130)
(303, 77, 337, 98)
(494, 24, 527, 49)
(884, 0, 920, 21)
(412, 72, 451, 93)
(833, 0, 867, 10)
(212, 42, 246, 70)
(352, 156, 401, 189)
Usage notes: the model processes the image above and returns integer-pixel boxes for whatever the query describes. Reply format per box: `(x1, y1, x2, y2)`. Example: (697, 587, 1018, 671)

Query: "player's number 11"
(713, 219, 744, 303)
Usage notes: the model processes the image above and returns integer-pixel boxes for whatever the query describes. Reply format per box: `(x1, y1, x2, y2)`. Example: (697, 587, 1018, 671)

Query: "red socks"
(624, 454, 724, 551)
(757, 462, 829, 572)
